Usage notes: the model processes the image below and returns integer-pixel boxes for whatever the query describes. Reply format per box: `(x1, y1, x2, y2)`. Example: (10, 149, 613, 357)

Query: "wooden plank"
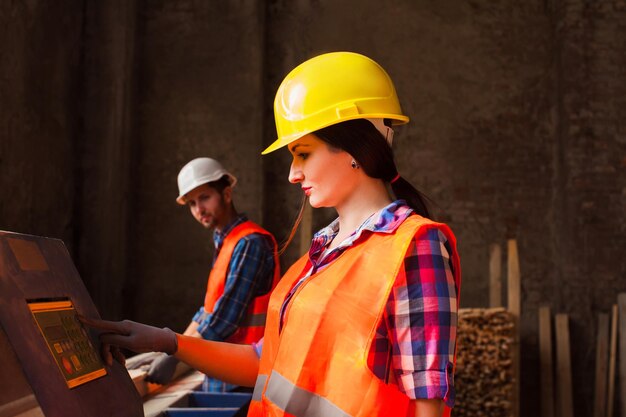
(617, 292, 626, 417)
(607, 304, 618, 417)
(507, 239, 521, 316)
(593, 313, 609, 417)
(507, 239, 521, 417)
(489, 243, 502, 307)
(539, 306, 554, 417)
(555, 314, 574, 417)
(143, 371, 204, 417)
(0, 395, 41, 417)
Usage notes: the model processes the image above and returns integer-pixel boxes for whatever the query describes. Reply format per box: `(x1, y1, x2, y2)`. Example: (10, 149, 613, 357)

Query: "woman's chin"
(307, 197, 321, 208)
(308, 198, 331, 209)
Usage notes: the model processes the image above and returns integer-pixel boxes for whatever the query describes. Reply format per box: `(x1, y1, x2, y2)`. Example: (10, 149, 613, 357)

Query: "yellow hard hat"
(262, 51, 409, 155)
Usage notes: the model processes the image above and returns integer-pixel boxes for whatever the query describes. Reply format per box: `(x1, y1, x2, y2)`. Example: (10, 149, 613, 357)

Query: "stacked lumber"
(454, 307, 515, 417)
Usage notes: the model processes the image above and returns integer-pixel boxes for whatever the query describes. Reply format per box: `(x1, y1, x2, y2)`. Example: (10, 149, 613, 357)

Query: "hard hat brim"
(261, 114, 409, 155)
(175, 173, 237, 205)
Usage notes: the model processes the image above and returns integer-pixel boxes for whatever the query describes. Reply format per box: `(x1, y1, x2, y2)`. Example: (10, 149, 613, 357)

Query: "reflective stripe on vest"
(249, 215, 461, 417)
(253, 371, 351, 417)
(203, 220, 280, 344)
(252, 373, 267, 401)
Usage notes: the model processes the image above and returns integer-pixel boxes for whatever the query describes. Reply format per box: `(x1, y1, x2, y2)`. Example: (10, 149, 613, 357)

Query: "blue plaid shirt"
(192, 214, 275, 391)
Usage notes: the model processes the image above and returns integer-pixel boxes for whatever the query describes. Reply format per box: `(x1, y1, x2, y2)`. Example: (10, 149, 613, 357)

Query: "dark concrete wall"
(1, 1, 624, 416)
(0, 1, 83, 250)
(128, 0, 268, 329)
(78, 0, 138, 322)
(549, 1, 626, 414)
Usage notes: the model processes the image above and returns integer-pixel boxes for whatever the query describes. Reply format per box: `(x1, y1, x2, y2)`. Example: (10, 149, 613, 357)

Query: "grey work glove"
(80, 317, 178, 366)
(145, 353, 179, 385)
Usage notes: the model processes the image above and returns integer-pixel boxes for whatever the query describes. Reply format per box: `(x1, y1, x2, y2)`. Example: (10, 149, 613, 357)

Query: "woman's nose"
(288, 161, 303, 184)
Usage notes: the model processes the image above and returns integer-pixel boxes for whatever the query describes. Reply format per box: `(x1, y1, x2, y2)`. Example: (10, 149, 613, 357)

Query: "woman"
(84, 52, 461, 417)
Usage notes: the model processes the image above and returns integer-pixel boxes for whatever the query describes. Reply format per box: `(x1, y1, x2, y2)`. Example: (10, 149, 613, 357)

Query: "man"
(146, 157, 279, 392)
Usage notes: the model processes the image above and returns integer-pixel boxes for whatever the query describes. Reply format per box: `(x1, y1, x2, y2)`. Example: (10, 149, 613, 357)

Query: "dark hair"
(279, 119, 432, 255)
(206, 175, 232, 194)
(205, 175, 236, 212)
(316, 119, 431, 218)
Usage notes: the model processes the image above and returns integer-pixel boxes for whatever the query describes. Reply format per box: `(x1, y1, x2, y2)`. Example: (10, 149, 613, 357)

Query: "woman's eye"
(297, 153, 309, 160)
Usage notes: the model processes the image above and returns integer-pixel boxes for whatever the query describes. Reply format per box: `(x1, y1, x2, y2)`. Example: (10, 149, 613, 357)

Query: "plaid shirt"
(254, 201, 458, 405)
(193, 214, 275, 391)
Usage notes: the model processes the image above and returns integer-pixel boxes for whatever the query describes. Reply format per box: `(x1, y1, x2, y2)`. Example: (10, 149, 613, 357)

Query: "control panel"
(28, 299, 107, 388)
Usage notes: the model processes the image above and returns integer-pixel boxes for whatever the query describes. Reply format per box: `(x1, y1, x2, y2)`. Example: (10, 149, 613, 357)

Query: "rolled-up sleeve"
(388, 227, 458, 407)
(251, 337, 264, 358)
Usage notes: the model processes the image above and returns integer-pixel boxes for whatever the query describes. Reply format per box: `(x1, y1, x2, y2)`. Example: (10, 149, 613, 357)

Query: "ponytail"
(316, 119, 434, 219)
(390, 176, 431, 219)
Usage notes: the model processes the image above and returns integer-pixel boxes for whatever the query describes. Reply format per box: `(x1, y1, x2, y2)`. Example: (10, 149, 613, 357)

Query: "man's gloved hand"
(145, 353, 179, 385)
(80, 317, 178, 366)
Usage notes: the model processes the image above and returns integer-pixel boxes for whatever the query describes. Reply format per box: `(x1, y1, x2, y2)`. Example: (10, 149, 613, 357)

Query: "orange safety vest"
(249, 215, 461, 417)
(203, 220, 280, 344)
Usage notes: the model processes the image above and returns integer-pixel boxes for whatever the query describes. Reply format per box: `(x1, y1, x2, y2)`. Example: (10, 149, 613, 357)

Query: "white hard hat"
(176, 157, 237, 205)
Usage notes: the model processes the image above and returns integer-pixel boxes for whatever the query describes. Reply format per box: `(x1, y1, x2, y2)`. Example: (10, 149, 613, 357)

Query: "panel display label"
(28, 300, 107, 388)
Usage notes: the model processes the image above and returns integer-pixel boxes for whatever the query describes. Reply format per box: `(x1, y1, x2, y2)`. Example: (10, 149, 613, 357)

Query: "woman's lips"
(302, 187, 312, 196)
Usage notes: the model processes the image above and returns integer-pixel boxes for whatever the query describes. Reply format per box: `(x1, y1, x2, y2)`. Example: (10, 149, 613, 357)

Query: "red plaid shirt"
(254, 201, 458, 405)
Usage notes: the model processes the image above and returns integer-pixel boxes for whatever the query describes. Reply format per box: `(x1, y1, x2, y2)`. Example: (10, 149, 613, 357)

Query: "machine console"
(28, 299, 107, 388)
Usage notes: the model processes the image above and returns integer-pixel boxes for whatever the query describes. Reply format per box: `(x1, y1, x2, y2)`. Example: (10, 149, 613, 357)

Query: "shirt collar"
(310, 200, 413, 258)
(213, 213, 248, 248)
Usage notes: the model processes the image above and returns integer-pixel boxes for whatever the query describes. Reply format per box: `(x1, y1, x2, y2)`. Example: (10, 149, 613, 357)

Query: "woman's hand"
(80, 317, 178, 366)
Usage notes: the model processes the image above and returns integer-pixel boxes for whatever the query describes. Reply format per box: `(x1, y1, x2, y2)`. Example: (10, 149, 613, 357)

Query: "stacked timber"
(454, 307, 515, 417)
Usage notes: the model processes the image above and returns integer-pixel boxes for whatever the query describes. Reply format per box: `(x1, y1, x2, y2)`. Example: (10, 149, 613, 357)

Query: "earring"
(351, 160, 360, 169)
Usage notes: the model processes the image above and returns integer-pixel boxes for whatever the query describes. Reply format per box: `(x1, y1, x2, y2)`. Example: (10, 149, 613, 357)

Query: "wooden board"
(539, 306, 554, 417)
(507, 239, 521, 316)
(608, 304, 618, 417)
(617, 292, 626, 417)
(593, 313, 609, 417)
(555, 314, 573, 417)
(507, 239, 521, 417)
(142, 371, 204, 417)
(489, 244, 502, 308)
